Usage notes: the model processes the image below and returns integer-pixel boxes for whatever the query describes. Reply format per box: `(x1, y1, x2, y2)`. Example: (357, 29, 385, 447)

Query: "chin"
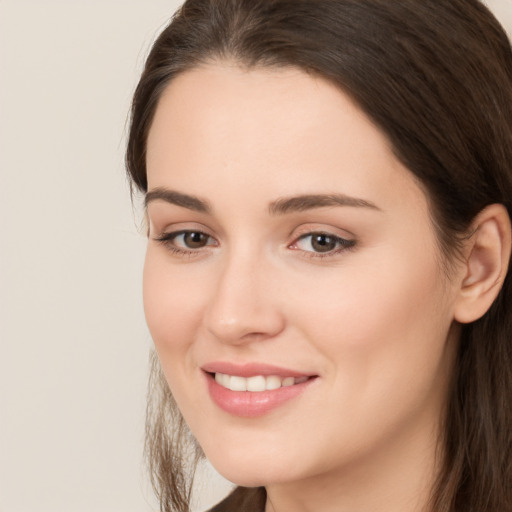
(205, 448, 301, 488)
(213, 466, 285, 488)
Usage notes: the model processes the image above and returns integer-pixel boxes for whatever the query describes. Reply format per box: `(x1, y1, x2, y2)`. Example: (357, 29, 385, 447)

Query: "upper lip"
(201, 361, 315, 379)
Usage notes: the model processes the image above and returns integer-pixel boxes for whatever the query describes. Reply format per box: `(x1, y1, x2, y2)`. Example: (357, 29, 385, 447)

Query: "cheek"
(142, 249, 214, 419)
(142, 248, 205, 360)
(291, 246, 454, 404)
(272, 252, 456, 468)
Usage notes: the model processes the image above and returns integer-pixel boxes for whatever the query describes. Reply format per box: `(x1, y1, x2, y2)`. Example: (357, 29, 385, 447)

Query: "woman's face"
(144, 63, 462, 487)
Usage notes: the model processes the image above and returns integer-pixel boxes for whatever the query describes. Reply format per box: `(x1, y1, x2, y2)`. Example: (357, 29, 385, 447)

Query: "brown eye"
(310, 234, 338, 253)
(182, 231, 209, 248)
(155, 230, 216, 252)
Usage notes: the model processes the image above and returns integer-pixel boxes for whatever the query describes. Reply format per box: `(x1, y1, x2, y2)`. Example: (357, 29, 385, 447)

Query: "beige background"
(1, 1, 510, 511)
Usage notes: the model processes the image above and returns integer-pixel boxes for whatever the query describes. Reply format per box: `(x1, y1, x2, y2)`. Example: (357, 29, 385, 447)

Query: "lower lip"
(205, 373, 316, 417)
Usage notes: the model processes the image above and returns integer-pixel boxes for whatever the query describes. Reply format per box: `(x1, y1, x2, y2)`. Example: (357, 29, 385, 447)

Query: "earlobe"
(454, 204, 512, 324)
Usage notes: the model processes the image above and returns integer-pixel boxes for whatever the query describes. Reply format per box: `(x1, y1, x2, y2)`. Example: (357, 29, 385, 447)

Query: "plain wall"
(0, 1, 510, 511)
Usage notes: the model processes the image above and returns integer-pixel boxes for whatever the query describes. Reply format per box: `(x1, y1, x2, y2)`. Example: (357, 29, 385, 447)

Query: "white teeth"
(282, 377, 295, 387)
(214, 373, 308, 392)
(215, 373, 230, 388)
(266, 375, 281, 390)
(229, 376, 247, 392)
(247, 375, 266, 392)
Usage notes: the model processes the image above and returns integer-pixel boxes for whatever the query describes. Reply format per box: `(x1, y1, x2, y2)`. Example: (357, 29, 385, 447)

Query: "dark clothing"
(208, 487, 266, 512)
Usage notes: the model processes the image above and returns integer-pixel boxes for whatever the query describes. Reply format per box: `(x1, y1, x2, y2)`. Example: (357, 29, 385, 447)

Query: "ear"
(454, 204, 511, 324)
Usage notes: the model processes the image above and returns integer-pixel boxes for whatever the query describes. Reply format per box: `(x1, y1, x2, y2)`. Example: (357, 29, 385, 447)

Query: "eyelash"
(291, 232, 356, 259)
(154, 230, 356, 259)
(154, 230, 217, 257)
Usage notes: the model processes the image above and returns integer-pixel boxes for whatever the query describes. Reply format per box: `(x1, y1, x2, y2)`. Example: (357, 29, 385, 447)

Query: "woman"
(126, 1, 512, 511)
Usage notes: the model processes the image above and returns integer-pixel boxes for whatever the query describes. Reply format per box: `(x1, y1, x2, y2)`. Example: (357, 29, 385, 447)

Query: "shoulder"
(207, 486, 266, 512)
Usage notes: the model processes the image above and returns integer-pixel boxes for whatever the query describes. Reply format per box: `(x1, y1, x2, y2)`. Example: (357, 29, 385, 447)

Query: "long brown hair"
(126, 1, 512, 510)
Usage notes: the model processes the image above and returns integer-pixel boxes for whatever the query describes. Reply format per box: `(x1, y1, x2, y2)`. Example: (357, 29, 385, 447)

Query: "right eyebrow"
(144, 187, 211, 213)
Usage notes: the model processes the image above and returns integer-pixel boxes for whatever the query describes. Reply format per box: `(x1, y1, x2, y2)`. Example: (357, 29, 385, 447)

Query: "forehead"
(146, 62, 426, 216)
(147, 63, 380, 159)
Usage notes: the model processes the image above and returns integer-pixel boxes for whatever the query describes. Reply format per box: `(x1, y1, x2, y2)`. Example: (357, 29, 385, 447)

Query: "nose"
(202, 252, 286, 345)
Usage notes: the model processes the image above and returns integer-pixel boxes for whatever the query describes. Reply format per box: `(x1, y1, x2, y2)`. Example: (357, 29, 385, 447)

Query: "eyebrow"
(145, 187, 211, 213)
(268, 193, 381, 215)
(144, 188, 380, 215)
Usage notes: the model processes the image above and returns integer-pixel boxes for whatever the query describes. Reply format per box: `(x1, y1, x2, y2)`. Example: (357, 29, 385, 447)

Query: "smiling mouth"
(212, 372, 311, 392)
(205, 369, 317, 417)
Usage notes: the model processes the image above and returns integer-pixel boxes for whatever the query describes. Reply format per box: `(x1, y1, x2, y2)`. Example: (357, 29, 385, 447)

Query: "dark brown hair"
(126, 1, 512, 511)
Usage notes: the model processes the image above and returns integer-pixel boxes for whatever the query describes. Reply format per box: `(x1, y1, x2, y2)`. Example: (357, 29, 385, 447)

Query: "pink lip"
(202, 362, 318, 418)
(201, 361, 313, 378)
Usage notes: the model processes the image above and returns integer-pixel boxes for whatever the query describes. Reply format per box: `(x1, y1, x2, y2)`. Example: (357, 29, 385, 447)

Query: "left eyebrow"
(268, 193, 381, 215)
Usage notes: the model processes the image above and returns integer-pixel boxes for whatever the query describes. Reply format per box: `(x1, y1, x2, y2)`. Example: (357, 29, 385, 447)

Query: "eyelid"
(149, 219, 216, 239)
(292, 220, 355, 235)
(149, 212, 205, 228)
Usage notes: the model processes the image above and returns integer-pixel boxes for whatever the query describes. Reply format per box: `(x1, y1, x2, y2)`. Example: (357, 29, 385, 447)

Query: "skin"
(143, 63, 468, 512)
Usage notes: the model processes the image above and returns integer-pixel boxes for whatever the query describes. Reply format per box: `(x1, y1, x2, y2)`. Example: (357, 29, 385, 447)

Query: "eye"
(155, 230, 217, 253)
(292, 232, 355, 255)
(174, 231, 211, 249)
